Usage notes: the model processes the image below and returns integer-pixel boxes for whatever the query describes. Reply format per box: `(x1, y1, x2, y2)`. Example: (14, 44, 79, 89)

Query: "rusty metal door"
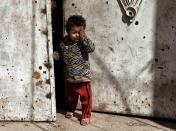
(63, 0, 176, 119)
(0, 0, 56, 121)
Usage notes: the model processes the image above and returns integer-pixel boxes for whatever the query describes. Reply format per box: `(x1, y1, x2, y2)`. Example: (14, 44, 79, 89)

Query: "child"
(54, 15, 95, 126)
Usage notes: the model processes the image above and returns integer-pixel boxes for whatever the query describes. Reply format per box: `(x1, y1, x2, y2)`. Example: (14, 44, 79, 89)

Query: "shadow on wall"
(153, 0, 176, 129)
(51, 0, 66, 110)
(92, 53, 132, 114)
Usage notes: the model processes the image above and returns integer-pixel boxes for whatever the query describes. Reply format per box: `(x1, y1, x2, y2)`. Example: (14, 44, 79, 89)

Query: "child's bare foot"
(65, 112, 74, 119)
(80, 118, 90, 126)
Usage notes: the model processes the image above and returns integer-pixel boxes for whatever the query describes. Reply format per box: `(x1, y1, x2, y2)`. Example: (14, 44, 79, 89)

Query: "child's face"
(68, 26, 82, 42)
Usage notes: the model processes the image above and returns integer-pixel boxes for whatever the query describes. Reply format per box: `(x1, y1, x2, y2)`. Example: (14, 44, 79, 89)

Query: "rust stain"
(46, 93, 51, 99)
(33, 71, 41, 79)
(98, 103, 107, 112)
(36, 80, 43, 86)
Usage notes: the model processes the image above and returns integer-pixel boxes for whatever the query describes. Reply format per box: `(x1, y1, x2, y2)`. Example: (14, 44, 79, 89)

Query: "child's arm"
(80, 28, 95, 53)
(53, 51, 60, 61)
(53, 42, 63, 61)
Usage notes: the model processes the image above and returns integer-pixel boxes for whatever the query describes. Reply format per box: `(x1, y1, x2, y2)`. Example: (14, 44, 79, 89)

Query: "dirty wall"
(0, 0, 56, 121)
(63, 0, 176, 119)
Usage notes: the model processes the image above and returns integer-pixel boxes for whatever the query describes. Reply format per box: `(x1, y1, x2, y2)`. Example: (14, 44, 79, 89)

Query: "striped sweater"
(56, 36, 95, 83)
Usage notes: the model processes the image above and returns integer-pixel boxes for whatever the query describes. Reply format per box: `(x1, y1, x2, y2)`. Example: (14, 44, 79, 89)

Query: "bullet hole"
(171, 80, 174, 84)
(135, 21, 139, 25)
(20, 79, 23, 81)
(2, 106, 4, 109)
(121, 37, 124, 40)
(5, 37, 7, 39)
(170, 98, 173, 102)
(44, 62, 52, 69)
(154, 58, 158, 62)
(168, 47, 170, 50)
(41, 8, 46, 14)
(46, 93, 51, 99)
(72, 3, 75, 6)
(125, 108, 131, 112)
(25, 95, 28, 98)
(35, 1, 37, 3)
(43, 71, 46, 74)
(171, 26, 174, 29)
(106, 1, 108, 4)
(161, 49, 165, 51)
(46, 79, 50, 84)
(108, 47, 114, 52)
(158, 67, 163, 69)
(75, 6, 77, 9)
(26, 44, 28, 46)
(143, 36, 146, 39)
(38, 29, 41, 31)
(142, 101, 144, 104)
(39, 66, 42, 70)
(21, 118, 24, 121)
(6, 69, 8, 71)
(42, 30, 48, 35)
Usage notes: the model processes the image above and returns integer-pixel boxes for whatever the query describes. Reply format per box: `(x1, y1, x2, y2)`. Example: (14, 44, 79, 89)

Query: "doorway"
(51, 0, 65, 110)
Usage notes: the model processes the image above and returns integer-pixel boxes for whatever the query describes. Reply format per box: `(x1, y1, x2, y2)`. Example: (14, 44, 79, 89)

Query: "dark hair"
(66, 15, 86, 32)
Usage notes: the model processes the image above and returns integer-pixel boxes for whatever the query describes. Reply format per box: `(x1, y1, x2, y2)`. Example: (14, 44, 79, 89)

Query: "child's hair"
(66, 15, 86, 32)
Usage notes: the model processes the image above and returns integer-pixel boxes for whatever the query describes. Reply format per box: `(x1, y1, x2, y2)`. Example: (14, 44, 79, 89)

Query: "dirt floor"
(0, 110, 176, 131)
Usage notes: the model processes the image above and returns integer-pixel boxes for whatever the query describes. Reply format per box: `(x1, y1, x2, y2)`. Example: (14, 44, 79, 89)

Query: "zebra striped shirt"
(57, 36, 95, 83)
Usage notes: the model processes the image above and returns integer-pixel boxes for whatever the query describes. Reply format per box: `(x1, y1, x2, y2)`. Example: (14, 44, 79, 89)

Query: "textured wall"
(63, 0, 176, 119)
(0, 0, 55, 121)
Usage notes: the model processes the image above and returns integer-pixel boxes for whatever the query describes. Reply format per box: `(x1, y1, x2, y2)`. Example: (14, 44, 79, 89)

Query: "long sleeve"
(81, 37, 95, 53)
(53, 41, 64, 61)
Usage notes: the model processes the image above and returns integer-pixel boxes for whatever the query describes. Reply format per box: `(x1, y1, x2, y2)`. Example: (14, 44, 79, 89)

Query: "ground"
(0, 110, 175, 131)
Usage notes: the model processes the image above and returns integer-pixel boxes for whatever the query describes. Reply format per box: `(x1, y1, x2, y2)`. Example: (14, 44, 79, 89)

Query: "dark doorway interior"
(51, 0, 65, 111)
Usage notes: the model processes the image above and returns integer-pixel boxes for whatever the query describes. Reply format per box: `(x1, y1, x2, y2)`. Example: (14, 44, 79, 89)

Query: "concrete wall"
(63, 0, 176, 119)
(0, 0, 56, 121)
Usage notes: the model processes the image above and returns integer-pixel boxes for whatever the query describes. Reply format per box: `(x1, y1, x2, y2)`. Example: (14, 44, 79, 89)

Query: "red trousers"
(65, 82, 92, 119)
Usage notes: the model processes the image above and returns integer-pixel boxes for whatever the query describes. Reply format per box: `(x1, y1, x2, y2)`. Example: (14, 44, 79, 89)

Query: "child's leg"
(65, 82, 79, 112)
(76, 82, 92, 119)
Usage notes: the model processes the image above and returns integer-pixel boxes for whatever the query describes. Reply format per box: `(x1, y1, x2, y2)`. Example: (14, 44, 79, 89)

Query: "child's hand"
(79, 27, 86, 40)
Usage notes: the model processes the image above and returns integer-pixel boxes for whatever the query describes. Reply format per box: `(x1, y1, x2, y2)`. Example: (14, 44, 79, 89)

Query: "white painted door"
(63, 0, 176, 119)
(0, 0, 56, 121)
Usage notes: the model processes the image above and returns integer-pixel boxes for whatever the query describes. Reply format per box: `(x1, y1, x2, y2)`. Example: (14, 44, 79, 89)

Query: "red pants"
(65, 82, 92, 119)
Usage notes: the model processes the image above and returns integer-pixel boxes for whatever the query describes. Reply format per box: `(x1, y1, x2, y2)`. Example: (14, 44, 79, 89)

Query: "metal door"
(63, 0, 176, 119)
(0, 0, 56, 121)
